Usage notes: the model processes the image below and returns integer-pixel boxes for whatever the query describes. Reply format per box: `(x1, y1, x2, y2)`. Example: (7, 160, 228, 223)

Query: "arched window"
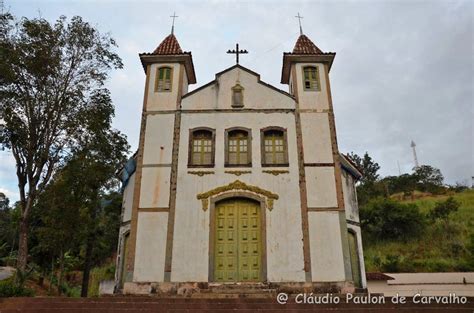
(303, 66, 320, 91)
(261, 127, 288, 166)
(188, 128, 215, 167)
(225, 128, 251, 167)
(155, 67, 173, 92)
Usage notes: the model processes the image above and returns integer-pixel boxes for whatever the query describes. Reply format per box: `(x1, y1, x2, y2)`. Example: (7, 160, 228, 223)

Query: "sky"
(0, 0, 472, 202)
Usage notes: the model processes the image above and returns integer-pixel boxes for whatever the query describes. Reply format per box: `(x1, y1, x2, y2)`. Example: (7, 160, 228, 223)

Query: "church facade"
(115, 30, 366, 294)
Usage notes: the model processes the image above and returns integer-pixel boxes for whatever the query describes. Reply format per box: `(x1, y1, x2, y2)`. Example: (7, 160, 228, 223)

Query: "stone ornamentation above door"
(196, 180, 279, 211)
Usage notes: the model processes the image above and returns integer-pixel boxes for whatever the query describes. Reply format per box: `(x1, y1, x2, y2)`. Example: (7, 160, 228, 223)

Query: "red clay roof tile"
(292, 34, 323, 54)
(152, 34, 183, 55)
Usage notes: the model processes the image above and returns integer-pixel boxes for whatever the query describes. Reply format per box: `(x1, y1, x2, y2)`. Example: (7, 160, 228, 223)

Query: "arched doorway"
(348, 230, 362, 288)
(211, 197, 264, 282)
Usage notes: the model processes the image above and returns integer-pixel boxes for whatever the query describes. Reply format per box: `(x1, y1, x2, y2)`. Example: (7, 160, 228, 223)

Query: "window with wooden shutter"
(226, 129, 251, 167)
(188, 129, 215, 167)
(261, 128, 288, 166)
(156, 67, 173, 92)
(303, 66, 320, 91)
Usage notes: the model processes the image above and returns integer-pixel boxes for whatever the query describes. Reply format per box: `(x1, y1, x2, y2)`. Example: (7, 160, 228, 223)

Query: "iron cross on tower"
(295, 12, 304, 35)
(170, 12, 178, 34)
(227, 43, 248, 64)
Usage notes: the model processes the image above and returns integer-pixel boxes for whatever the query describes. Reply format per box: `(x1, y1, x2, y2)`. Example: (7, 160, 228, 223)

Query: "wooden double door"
(213, 198, 263, 282)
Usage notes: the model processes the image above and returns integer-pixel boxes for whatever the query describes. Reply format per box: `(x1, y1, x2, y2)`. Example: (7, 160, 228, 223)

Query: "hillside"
(363, 189, 474, 273)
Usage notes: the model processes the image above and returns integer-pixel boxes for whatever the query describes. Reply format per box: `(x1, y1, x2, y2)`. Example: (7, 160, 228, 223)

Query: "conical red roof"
(292, 34, 323, 54)
(152, 34, 183, 54)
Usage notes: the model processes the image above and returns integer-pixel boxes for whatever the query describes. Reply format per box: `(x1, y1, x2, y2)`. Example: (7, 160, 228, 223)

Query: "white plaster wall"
(342, 171, 360, 222)
(293, 63, 329, 110)
(147, 63, 183, 111)
(347, 224, 367, 288)
(139, 167, 170, 208)
(122, 172, 135, 222)
(142, 114, 175, 165)
(134, 212, 168, 282)
(182, 68, 188, 95)
(181, 67, 295, 110)
(300, 113, 333, 164)
(171, 112, 306, 282)
(305, 167, 338, 208)
(308, 211, 346, 281)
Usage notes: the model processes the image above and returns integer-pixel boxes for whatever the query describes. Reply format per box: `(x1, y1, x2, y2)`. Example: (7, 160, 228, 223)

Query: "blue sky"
(0, 0, 473, 202)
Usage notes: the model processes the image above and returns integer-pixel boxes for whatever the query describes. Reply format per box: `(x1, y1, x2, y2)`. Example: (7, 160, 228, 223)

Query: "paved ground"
(0, 297, 473, 313)
(0, 266, 15, 281)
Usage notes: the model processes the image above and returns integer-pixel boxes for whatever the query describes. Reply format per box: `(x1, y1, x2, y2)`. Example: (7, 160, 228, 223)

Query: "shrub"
(0, 279, 34, 297)
(382, 254, 401, 272)
(360, 198, 426, 241)
(429, 197, 460, 221)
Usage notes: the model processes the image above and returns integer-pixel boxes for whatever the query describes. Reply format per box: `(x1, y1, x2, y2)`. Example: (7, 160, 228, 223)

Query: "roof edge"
(139, 53, 196, 84)
(281, 53, 336, 84)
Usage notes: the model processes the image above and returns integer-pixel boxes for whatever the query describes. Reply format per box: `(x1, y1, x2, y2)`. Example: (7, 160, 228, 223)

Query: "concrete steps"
(0, 296, 472, 313)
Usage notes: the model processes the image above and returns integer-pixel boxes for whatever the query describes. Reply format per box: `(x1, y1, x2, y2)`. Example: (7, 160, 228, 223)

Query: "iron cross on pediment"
(227, 43, 248, 64)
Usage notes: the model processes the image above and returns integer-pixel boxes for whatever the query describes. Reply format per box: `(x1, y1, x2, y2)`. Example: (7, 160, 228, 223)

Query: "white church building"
(115, 28, 366, 294)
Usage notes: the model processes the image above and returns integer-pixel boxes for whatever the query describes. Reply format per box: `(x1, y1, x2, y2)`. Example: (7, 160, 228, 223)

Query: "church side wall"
(171, 112, 306, 282)
(122, 172, 135, 223)
(342, 171, 360, 222)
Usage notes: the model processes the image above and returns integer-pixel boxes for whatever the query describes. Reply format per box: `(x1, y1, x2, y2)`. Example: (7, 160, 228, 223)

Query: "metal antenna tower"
(411, 140, 419, 169)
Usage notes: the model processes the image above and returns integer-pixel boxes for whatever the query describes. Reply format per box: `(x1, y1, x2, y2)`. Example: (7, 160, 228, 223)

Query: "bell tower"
(125, 32, 196, 283)
(281, 33, 353, 285)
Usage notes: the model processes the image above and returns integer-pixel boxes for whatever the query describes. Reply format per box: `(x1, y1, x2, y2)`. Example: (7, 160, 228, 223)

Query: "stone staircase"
(0, 296, 472, 313)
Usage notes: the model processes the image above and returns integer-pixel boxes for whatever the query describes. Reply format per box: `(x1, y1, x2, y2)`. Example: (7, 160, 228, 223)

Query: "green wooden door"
(348, 231, 362, 288)
(120, 233, 130, 286)
(214, 198, 262, 282)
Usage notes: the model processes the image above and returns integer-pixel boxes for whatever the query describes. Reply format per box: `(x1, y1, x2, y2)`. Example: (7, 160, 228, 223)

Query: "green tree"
(413, 165, 444, 193)
(0, 192, 9, 211)
(347, 152, 383, 205)
(360, 198, 426, 241)
(34, 88, 128, 296)
(348, 152, 381, 184)
(0, 13, 123, 271)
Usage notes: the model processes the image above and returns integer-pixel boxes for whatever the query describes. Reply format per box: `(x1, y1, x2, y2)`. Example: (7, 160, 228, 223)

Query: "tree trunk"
(81, 235, 94, 297)
(57, 250, 64, 295)
(17, 217, 29, 272)
(48, 257, 54, 294)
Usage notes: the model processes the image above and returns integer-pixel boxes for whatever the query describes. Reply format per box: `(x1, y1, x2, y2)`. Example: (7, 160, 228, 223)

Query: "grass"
(88, 262, 115, 297)
(363, 189, 474, 273)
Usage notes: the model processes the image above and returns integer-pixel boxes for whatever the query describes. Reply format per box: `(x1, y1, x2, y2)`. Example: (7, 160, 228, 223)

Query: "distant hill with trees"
(347, 152, 474, 273)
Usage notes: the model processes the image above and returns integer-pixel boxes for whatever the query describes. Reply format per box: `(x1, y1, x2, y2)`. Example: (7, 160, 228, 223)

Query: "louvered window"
(303, 66, 320, 91)
(156, 67, 172, 92)
(231, 84, 244, 108)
